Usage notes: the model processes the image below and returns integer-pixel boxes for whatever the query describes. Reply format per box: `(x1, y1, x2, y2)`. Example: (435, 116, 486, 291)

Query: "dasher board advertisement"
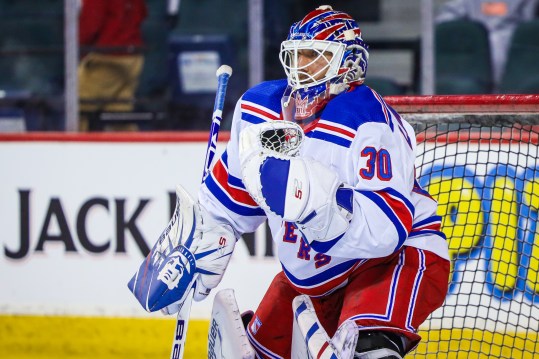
(0, 135, 280, 318)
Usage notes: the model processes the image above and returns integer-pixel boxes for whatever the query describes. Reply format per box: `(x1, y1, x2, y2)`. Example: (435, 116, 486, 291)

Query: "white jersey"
(199, 79, 449, 297)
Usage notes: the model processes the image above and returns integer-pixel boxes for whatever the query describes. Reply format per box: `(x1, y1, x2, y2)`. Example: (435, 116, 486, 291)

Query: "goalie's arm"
(239, 122, 415, 259)
(198, 98, 268, 236)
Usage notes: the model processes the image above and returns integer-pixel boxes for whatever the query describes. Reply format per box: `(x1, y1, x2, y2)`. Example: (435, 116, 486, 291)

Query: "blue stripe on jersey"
(409, 230, 447, 240)
(281, 258, 360, 287)
(388, 105, 413, 149)
(241, 79, 287, 113)
(220, 151, 250, 190)
(227, 173, 245, 189)
(383, 187, 415, 216)
(319, 85, 392, 133)
(205, 174, 265, 217)
(413, 180, 434, 199)
(307, 130, 352, 148)
(356, 190, 409, 251)
(221, 148, 229, 163)
(370, 88, 394, 131)
(414, 215, 442, 228)
(309, 232, 345, 253)
(221, 149, 229, 163)
(241, 112, 267, 125)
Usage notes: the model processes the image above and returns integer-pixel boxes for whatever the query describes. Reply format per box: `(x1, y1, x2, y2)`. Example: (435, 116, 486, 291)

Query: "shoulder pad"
(322, 85, 392, 130)
(242, 80, 287, 108)
(240, 79, 288, 124)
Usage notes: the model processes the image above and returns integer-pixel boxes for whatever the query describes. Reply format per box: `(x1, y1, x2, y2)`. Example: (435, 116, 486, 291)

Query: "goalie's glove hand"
(239, 122, 354, 249)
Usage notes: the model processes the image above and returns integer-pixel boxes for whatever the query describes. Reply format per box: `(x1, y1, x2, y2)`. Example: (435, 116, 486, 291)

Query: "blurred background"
(0, 0, 537, 133)
(2, 2, 539, 358)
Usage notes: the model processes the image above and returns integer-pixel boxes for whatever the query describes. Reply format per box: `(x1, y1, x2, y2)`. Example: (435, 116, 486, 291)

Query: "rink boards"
(0, 134, 538, 358)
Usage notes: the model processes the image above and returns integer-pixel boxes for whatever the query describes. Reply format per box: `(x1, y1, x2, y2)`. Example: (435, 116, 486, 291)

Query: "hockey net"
(385, 95, 539, 359)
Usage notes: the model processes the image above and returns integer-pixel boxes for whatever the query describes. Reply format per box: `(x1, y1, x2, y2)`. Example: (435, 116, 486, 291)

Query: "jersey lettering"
(314, 253, 331, 268)
(283, 222, 298, 243)
(377, 149, 392, 181)
(284, 222, 333, 267)
(376, 92, 413, 150)
(392, 110, 413, 150)
(297, 238, 311, 260)
(360, 147, 376, 179)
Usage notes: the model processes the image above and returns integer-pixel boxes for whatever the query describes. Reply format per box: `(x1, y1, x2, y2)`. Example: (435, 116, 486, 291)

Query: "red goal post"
(385, 94, 539, 358)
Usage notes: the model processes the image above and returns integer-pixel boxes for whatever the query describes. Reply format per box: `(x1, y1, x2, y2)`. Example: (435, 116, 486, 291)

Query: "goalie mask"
(280, 5, 369, 128)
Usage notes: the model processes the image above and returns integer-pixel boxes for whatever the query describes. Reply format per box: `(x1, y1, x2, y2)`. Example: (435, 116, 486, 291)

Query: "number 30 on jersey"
(359, 146, 393, 181)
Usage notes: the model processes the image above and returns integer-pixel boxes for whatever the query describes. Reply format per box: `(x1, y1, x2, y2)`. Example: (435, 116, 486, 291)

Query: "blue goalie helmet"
(279, 5, 369, 127)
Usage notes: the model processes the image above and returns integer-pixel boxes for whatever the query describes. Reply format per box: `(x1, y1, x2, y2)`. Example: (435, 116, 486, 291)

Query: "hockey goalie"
(128, 5, 450, 359)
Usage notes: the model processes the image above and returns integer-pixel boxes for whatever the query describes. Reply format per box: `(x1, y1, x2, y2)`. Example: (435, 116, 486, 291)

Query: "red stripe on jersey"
(302, 118, 320, 134)
(212, 159, 258, 207)
(316, 122, 355, 138)
(377, 191, 413, 233)
(412, 223, 441, 232)
(241, 103, 280, 121)
(371, 90, 391, 126)
(412, 185, 435, 200)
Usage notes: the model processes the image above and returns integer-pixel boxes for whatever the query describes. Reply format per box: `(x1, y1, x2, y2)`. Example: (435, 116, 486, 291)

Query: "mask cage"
(279, 40, 346, 90)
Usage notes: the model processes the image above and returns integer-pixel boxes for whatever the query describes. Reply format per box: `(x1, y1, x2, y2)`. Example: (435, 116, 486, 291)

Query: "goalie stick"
(202, 65, 232, 182)
(170, 64, 233, 359)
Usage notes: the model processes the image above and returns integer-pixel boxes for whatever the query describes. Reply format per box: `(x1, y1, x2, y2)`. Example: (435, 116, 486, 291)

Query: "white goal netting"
(392, 95, 539, 359)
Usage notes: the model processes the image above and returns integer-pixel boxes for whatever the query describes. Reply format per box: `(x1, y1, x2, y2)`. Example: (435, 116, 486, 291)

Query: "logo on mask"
(295, 95, 309, 118)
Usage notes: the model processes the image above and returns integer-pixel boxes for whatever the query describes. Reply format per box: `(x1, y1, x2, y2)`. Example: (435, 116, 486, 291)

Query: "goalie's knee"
(354, 331, 407, 359)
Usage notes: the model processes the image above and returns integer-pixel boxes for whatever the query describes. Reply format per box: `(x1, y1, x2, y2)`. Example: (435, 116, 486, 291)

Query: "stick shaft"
(171, 65, 233, 359)
(170, 287, 195, 359)
(202, 69, 232, 182)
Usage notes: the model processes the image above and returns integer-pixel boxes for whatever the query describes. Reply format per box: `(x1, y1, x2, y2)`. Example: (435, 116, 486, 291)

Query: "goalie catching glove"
(128, 185, 236, 313)
(239, 121, 354, 251)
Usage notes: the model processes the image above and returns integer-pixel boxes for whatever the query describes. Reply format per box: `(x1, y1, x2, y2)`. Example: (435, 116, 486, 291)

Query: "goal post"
(385, 94, 539, 358)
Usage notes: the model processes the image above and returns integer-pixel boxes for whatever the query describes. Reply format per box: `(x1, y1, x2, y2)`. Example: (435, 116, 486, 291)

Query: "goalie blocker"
(127, 185, 237, 313)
